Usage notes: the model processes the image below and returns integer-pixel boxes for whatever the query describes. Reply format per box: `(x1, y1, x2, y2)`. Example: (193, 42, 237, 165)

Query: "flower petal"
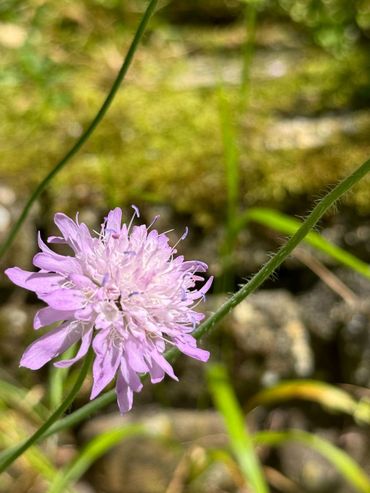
(54, 213, 81, 251)
(116, 371, 133, 414)
(33, 252, 82, 275)
(105, 208, 122, 235)
(125, 338, 149, 373)
(38, 288, 85, 311)
(5, 268, 62, 293)
(34, 306, 74, 330)
(149, 351, 178, 382)
(176, 340, 210, 362)
(120, 356, 143, 392)
(20, 322, 83, 370)
(54, 327, 93, 368)
(90, 346, 120, 399)
(147, 359, 165, 384)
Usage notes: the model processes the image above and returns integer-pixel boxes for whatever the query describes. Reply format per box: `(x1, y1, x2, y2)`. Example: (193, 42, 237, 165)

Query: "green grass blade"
(218, 87, 239, 231)
(237, 207, 370, 279)
(247, 380, 357, 415)
(49, 346, 76, 410)
(216, 86, 240, 291)
(48, 424, 148, 493)
(207, 364, 269, 493)
(0, 378, 48, 421)
(254, 429, 370, 493)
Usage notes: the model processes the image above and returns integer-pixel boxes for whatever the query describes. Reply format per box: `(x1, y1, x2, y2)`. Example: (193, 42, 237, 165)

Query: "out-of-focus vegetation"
(0, 0, 369, 227)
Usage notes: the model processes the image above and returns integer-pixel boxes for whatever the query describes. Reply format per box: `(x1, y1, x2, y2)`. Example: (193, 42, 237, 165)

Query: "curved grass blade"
(254, 429, 370, 493)
(236, 207, 370, 279)
(48, 424, 148, 493)
(207, 363, 269, 493)
(247, 380, 357, 415)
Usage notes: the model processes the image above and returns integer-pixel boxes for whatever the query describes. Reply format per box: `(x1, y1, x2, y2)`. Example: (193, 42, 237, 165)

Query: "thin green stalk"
(207, 364, 269, 493)
(2, 158, 370, 457)
(0, 351, 93, 473)
(0, 0, 158, 261)
(236, 207, 370, 279)
(191, 157, 370, 342)
(241, 0, 259, 103)
(49, 346, 76, 410)
(216, 86, 240, 292)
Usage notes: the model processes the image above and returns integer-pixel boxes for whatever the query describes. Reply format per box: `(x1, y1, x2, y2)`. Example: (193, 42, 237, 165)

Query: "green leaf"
(207, 363, 269, 493)
(254, 429, 370, 493)
(236, 207, 370, 279)
(247, 380, 357, 417)
(48, 424, 150, 493)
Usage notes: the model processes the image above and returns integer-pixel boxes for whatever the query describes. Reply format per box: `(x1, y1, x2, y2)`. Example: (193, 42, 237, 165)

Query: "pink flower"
(5, 207, 213, 413)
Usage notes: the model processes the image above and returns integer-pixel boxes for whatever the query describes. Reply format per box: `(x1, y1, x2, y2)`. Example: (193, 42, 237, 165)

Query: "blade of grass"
(246, 380, 370, 424)
(49, 346, 76, 410)
(0, 351, 93, 473)
(240, 0, 259, 103)
(216, 86, 240, 292)
(0, 414, 70, 489)
(236, 207, 370, 279)
(207, 363, 269, 493)
(254, 429, 370, 493)
(48, 424, 148, 493)
(0, 378, 48, 422)
(0, 0, 158, 261)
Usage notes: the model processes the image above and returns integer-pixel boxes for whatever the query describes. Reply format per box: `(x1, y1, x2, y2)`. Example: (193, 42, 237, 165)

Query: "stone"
(229, 290, 313, 383)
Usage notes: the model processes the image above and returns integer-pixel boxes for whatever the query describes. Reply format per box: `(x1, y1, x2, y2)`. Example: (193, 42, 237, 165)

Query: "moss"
(0, 20, 369, 228)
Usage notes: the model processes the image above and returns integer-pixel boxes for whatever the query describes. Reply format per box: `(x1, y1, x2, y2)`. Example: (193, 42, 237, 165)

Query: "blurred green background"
(1, 1, 370, 492)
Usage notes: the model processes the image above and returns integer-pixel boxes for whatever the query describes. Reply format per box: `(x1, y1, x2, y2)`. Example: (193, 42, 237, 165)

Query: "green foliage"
(48, 424, 150, 493)
(278, 0, 370, 55)
(237, 207, 370, 279)
(207, 363, 269, 493)
(247, 380, 370, 424)
(255, 430, 370, 493)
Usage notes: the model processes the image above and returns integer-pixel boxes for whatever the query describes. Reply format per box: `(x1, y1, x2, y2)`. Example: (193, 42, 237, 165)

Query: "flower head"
(5, 207, 213, 412)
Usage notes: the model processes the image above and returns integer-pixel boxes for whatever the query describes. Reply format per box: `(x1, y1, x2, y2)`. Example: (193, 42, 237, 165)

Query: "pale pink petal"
(54, 327, 93, 368)
(34, 306, 74, 329)
(147, 359, 165, 384)
(116, 371, 134, 414)
(176, 340, 210, 362)
(5, 268, 62, 293)
(125, 338, 149, 373)
(38, 288, 84, 311)
(150, 352, 178, 382)
(90, 347, 121, 399)
(105, 208, 122, 234)
(20, 322, 83, 370)
(54, 213, 81, 251)
(33, 252, 82, 275)
(120, 357, 143, 392)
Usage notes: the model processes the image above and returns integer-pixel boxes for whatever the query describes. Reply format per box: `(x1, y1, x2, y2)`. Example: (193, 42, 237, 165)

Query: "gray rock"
(228, 290, 313, 383)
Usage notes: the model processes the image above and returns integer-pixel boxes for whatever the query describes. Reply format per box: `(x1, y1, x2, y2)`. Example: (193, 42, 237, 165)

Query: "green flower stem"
(1, 158, 370, 463)
(0, 351, 93, 473)
(0, 0, 158, 261)
(192, 157, 370, 340)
